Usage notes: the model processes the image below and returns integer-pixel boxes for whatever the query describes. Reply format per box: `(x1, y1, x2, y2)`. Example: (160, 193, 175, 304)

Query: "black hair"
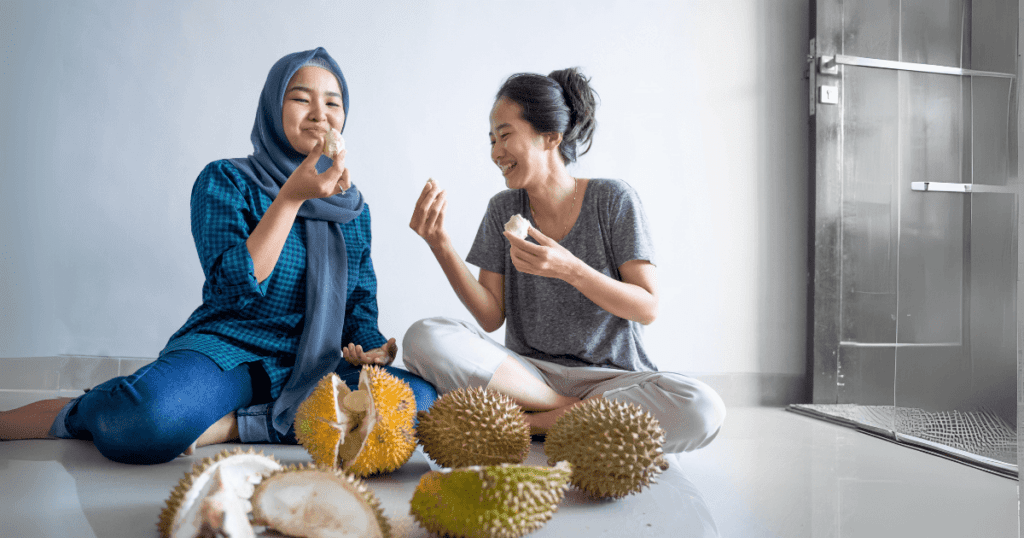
(495, 67, 598, 164)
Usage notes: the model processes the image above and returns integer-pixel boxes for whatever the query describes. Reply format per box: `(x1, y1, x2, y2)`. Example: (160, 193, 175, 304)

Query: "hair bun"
(548, 68, 598, 161)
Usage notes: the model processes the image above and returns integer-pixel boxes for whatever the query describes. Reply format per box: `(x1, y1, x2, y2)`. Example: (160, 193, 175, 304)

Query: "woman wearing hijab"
(0, 48, 437, 464)
(406, 68, 725, 454)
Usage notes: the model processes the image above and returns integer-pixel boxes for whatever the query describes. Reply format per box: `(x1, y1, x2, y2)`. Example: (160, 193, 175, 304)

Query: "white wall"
(0, 0, 809, 378)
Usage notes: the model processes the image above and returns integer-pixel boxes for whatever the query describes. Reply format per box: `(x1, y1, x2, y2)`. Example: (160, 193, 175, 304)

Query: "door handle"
(911, 182, 1016, 194)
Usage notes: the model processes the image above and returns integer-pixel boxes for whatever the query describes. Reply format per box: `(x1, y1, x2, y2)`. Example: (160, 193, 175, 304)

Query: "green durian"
(416, 387, 531, 468)
(409, 462, 572, 538)
(250, 464, 391, 538)
(544, 398, 670, 499)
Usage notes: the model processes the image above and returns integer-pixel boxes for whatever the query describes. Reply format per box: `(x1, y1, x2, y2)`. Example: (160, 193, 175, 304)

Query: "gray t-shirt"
(467, 178, 657, 372)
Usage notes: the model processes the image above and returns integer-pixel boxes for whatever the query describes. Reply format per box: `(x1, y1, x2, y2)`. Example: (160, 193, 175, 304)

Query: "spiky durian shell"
(158, 447, 282, 538)
(410, 462, 571, 538)
(344, 366, 417, 477)
(294, 372, 350, 467)
(416, 387, 530, 468)
(250, 463, 391, 538)
(544, 398, 670, 499)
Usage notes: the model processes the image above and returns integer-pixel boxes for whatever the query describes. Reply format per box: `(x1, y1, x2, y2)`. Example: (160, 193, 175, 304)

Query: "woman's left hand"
(504, 227, 582, 282)
(343, 337, 397, 367)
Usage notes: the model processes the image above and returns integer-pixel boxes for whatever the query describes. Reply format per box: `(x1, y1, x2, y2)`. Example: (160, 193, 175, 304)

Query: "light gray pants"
(402, 317, 726, 454)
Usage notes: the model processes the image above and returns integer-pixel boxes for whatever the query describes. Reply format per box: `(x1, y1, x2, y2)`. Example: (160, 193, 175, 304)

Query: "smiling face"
(489, 97, 559, 189)
(281, 66, 345, 156)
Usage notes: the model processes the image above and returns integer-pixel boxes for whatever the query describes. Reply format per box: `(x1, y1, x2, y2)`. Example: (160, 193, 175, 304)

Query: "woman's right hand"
(278, 138, 349, 204)
(410, 178, 450, 250)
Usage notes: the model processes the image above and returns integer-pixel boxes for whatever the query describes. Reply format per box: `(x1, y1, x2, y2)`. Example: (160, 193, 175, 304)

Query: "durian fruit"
(544, 398, 670, 499)
(294, 366, 417, 476)
(158, 447, 282, 538)
(250, 464, 391, 538)
(416, 387, 530, 468)
(409, 462, 572, 538)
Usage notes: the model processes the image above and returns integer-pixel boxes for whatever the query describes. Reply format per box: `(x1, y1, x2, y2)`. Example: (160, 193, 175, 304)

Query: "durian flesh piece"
(250, 464, 391, 538)
(544, 398, 670, 499)
(504, 213, 530, 239)
(410, 462, 572, 538)
(196, 467, 256, 538)
(295, 366, 417, 476)
(158, 447, 282, 538)
(323, 127, 345, 158)
(416, 387, 530, 468)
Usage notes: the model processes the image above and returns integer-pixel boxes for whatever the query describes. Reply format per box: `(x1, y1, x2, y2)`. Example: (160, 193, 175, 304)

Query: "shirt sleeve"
(341, 207, 387, 351)
(466, 195, 509, 274)
(190, 161, 268, 310)
(608, 181, 656, 268)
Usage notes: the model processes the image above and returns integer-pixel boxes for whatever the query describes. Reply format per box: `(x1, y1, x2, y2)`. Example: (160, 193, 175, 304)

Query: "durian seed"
(344, 390, 371, 413)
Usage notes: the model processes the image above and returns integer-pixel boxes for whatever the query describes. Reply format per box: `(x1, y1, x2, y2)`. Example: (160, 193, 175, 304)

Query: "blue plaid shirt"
(160, 160, 386, 398)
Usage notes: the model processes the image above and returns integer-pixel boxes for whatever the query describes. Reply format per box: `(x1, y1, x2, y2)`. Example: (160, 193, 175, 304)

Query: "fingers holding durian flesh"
(544, 398, 670, 499)
(251, 464, 391, 538)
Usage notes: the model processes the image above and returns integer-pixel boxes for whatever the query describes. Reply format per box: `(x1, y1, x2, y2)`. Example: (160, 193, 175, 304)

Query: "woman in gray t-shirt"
(405, 68, 725, 453)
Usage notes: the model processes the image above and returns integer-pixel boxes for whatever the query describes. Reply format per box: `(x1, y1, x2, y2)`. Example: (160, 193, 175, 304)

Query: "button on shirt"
(160, 160, 386, 398)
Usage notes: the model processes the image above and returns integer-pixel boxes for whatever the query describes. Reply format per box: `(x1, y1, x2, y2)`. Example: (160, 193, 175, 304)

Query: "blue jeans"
(50, 350, 437, 465)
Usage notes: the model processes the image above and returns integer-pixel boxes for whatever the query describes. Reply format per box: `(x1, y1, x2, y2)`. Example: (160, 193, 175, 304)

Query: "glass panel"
(840, 66, 899, 345)
(972, 77, 1012, 186)
(895, 71, 964, 345)
(901, 0, 964, 67)
(843, 0, 899, 61)
(970, 0, 1018, 73)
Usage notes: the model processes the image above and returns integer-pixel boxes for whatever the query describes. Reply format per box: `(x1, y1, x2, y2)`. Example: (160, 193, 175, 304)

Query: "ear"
(542, 131, 563, 151)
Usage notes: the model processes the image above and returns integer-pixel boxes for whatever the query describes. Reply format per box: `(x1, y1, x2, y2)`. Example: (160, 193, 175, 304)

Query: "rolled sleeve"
(191, 161, 269, 309)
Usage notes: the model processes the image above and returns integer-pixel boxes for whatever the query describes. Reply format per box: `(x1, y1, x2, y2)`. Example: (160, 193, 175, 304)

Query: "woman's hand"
(343, 337, 397, 367)
(409, 179, 450, 251)
(504, 226, 583, 283)
(278, 138, 350, 203)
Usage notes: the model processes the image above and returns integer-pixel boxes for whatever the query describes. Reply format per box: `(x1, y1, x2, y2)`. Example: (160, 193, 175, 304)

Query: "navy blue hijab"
(230, 48, 362, 435)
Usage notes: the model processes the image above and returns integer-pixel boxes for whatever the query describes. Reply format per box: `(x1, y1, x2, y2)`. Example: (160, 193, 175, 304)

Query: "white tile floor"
(0, 399, 1017, 538)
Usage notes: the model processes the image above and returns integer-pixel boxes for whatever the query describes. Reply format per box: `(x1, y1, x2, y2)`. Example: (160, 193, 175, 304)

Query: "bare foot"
(0, 398, 74, 440)
(180, 412, 240, 457)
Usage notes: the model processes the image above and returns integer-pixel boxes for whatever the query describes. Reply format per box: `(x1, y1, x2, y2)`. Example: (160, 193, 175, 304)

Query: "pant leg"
(589, 370, 726, 454)
(402, 317, 521, 394)
(59, 350, 254, 465)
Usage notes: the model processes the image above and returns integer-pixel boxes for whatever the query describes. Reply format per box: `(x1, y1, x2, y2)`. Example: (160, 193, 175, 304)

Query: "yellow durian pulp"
(250, 464, 391, 538)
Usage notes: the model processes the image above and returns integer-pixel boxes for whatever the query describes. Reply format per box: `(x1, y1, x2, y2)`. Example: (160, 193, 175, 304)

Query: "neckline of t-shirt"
(521, 178, 597, 245)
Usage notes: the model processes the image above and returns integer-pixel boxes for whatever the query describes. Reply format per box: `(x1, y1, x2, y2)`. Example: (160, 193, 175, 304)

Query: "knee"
(616, 373, 726, 454)
(87, 395, 193, 465)
(664, 375, 726, 453)
(401, 317, 462, 375)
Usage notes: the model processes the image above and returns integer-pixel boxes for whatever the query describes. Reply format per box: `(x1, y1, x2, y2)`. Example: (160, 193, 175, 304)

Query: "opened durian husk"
(251, 463, 391, 538)
(157, 447, 282, 538)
